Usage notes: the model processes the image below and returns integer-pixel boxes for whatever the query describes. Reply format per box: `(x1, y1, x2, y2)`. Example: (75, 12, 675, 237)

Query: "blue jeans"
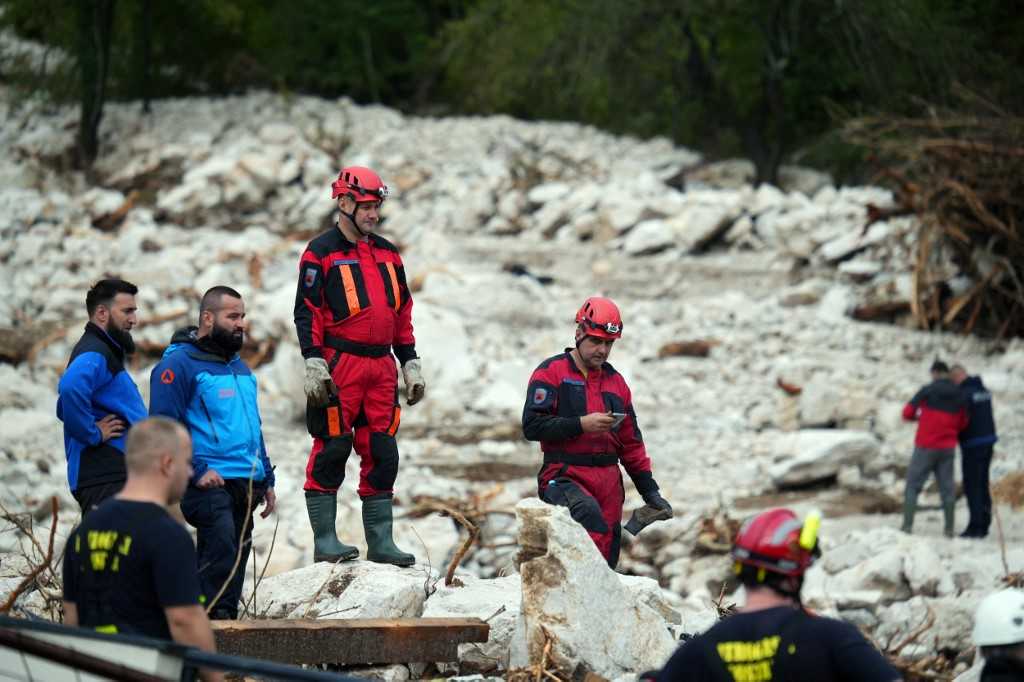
(180, 479, 265, 619)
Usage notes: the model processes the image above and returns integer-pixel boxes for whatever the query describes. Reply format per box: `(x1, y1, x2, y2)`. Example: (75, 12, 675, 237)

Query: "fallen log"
(211, 617, 489, 665)
(658, 340, 713, 358)
(851, 301, 911, 321)
(0, 322, 66, 365)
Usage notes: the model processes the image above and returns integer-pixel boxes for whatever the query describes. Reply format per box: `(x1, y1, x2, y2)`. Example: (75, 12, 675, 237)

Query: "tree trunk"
(76, 0, 117, 166)
(359, 28, 380, 103)
(133, 0, 152, 114)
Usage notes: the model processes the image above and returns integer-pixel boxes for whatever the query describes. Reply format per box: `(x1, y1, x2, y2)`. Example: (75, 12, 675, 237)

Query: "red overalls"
(295, 228, 416, 497)
(522, 350, 655, 567)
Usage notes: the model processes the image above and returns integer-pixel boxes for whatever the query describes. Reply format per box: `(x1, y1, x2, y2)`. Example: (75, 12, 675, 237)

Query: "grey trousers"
(904, 447, 956, 505)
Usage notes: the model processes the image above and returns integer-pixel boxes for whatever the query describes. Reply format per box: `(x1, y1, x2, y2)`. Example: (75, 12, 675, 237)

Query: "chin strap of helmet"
(574, 325, 589, 349)
(339, 200, 375, 236)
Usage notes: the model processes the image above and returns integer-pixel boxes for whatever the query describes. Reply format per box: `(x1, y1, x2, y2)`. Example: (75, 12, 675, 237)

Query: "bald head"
(950, 363, 968, 385)
(125, 417, 190, 474)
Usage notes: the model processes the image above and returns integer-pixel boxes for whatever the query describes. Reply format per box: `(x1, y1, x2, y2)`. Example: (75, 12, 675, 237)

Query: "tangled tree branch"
(0, 497, 59, 615)
(881, 606, 963, 681)
(404, 485, 511, 583)
(845, 94, 1024, 340)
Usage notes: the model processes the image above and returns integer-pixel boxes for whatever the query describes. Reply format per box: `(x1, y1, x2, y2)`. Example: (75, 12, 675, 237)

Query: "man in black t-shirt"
(63, 417, 223, 682)
(657, 508, 901, 682)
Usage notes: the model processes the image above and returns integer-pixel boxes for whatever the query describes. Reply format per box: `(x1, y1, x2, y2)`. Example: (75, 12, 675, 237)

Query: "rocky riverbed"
(1, 85, 1022, 680)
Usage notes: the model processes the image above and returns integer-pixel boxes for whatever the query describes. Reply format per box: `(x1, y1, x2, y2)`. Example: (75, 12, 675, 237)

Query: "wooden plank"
(211, 618, 490, 665)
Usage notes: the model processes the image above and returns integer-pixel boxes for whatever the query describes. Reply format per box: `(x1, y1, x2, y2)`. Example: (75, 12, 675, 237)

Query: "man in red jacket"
(294, 166, 425, 567)
(522, 296, 672, 568)
(901, 360, 968, 537)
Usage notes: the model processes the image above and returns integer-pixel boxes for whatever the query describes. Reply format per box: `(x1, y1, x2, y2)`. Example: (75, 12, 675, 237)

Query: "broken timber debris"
(211, 617, 489, 666)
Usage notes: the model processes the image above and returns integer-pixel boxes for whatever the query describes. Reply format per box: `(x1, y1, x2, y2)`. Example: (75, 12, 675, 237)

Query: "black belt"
(543, 452, 619, 467)
(325, 337, 391, 358)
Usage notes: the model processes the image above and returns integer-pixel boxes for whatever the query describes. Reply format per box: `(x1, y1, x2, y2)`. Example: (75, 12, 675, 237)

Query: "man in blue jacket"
(149, 286, 276, 620)
(58, 278, 148, 512)
(951, 363, 998, 538)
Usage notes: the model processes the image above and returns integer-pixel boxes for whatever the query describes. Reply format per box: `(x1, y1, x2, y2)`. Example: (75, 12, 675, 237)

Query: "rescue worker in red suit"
(522, 297, 673, 568)
(295, 166, 425, 567)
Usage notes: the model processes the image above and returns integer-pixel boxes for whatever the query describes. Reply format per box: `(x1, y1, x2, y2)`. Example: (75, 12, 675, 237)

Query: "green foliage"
(1, 0, 1021, 178)
(440, 0, 1024, 182)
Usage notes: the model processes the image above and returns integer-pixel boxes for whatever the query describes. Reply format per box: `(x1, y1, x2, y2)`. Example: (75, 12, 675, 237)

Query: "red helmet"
(731, 508, 820, 578)
(575, 297, 623, 339)
(331, 166, 389, 203)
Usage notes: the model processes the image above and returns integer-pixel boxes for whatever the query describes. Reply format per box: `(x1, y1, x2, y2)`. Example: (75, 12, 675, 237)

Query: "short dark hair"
(199, 285, 242, 318)
(86, 279, 138, 317)
(931, 359, 950, 374)
(125, 416, 189, 474)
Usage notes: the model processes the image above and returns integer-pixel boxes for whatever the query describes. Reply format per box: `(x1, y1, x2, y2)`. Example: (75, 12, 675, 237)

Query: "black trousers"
(180, 479, 266, 619)
(72, 480, 124, 514)
(961, 444, 993, 535)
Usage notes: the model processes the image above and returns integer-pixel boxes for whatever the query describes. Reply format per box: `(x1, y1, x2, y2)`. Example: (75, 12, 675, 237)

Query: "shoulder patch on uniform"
(160, 368, 175, 384)
(533, 387, 548, 404)
(304, 267, 318, 288)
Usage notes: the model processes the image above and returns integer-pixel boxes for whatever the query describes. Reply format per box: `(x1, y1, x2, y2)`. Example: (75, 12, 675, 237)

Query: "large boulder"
(804, 528, 957, 613)
(255, 561, 432, 620)
(769, 429, 880, 488)
(421, 574, 522, 674)
(508, 499, 677, 679)
(874, 595, 982, 658)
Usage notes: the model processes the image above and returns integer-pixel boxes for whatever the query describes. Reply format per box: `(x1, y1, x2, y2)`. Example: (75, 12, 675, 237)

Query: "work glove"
(304, 357, 335, 407)
(402, 359, 426, 406)
(641, 489, 673, 515)
(624, 487, 674, 536)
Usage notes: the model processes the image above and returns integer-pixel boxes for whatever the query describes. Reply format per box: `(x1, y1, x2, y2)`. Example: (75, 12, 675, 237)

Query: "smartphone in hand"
(610, 412, 627, 428)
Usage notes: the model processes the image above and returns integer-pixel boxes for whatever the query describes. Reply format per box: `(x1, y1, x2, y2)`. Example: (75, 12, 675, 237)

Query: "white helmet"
(973, 589, 1024, 647)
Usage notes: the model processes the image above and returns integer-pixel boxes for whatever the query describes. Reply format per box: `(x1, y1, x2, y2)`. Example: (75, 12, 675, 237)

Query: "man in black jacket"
(951, 363, 998, 538)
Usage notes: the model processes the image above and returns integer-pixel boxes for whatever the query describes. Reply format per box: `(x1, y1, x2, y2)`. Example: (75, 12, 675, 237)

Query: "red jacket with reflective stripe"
(902, 378, 968, 449)
(294, 227, 416, 363)
(522, 351, 655, 491)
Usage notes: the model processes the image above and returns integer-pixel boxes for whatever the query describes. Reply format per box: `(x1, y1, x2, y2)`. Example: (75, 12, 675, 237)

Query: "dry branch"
(0, 497, 58, 614)
(845, 101, 1024, 339)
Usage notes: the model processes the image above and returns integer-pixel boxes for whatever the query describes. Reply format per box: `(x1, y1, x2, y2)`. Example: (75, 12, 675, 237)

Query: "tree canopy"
(1, 0, 1021, 179)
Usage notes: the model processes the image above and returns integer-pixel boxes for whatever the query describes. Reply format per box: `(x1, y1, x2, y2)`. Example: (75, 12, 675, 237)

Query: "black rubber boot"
(362, 495, 415, 567)
(305, 492, 359, 563)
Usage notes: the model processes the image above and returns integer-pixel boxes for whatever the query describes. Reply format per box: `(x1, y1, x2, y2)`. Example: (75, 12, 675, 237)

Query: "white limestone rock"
(778, 278, 831, 307)
(623, 219, 674, 256)
(344, 664, 411, 681)
(80, 187, 126, 220)
(875, 595, 982, 655)
(617, 574, 683, 625)
(818, 221, 894, 263)
(666, 193, 742, 252)
(816, 284, 856, 322)
(509, 499, 676, 679)
(255, 561, 432, 620)
(769, 429, 879, 487)
(421, 574, 521, 674)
